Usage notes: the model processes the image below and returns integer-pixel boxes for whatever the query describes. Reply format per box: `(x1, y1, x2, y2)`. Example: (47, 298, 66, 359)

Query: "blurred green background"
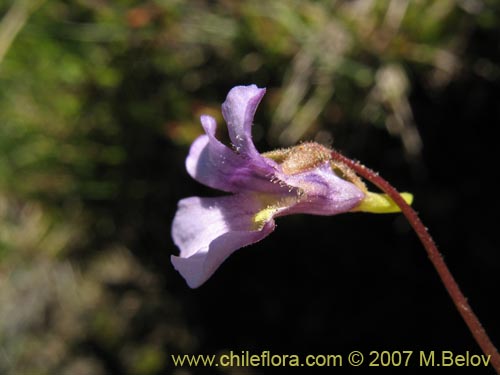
(1, 0, 499, 374)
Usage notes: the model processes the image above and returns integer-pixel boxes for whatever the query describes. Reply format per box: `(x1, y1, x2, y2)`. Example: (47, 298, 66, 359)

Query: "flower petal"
(171, 195, 276, 288)
(282, 162, 365, 216)
(186, 114, 285, 193)
(221, 84, 265, 158)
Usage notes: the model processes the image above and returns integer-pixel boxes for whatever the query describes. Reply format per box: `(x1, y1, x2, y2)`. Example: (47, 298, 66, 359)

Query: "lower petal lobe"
(171, 194, 276, 288)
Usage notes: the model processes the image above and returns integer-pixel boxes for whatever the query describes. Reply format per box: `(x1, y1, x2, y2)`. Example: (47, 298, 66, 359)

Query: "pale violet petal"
(171, 195, 276, 288)
(221, 84, 265, 158)
(186, 114, 285, 193)
(282, 162, 365, 216)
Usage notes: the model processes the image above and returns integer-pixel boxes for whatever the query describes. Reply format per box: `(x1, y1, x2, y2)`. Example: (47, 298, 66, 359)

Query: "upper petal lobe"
(221, 85, 265, 158)
(186, 114, 285, 193)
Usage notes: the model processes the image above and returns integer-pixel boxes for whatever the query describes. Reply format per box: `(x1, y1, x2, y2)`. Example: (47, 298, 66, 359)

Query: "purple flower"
(171, 85, 367, 288)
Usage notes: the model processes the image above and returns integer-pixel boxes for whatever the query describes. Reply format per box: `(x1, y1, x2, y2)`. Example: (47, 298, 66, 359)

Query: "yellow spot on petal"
(253, 206, 276, 228)
(251, 195, 299, 230)
(353, 192, 413, 213)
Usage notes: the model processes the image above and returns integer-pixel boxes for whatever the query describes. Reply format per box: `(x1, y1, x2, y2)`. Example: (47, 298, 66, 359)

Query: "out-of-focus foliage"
(1, 0, 500, 374)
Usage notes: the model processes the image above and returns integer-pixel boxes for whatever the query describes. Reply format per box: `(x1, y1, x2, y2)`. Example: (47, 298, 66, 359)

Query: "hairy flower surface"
(171, 85, 370, 288)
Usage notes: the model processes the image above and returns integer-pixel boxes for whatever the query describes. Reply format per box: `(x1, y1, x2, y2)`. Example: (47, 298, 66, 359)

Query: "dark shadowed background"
(1, 1, 499, 374)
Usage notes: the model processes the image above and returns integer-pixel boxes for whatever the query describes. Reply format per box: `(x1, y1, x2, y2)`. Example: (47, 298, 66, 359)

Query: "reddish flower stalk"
(331, 149, 500, 374)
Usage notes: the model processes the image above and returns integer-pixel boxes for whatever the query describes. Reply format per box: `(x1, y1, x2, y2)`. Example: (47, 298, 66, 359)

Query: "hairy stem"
(331, 149, 500, 374)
